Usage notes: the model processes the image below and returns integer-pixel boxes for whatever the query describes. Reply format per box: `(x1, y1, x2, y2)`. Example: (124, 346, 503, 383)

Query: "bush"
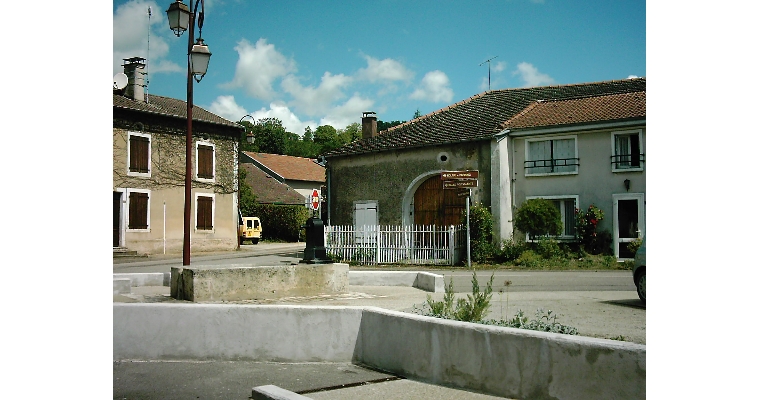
(425, 271, 494, 322)
(248, 203, 310, 242)
(534, 237, 565, 259)
(575, 205, 612, 255)
(515, 250, 543, 268)
(494, 236, 526, 262)
(465, 204, 495, 263)
(514, 198, 562, 239)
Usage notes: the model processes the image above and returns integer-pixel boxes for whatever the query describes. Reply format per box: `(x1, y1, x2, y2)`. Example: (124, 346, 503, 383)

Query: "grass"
(348, 253, 633, 271)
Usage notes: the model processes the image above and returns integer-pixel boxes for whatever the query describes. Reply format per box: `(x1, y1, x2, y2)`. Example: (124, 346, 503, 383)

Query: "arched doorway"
(413, 175, 466, 226)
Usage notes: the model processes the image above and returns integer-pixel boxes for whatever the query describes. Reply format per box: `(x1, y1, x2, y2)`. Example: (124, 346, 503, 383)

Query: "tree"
(303, 126, 314, 142)
(514, 198, 562, 239)
(338, 122, 361, 144)
(250, 118, 287, 154)
(413, 108, 422, 119)
(377, 120, 405, 132)
(314, 125, 342, 154)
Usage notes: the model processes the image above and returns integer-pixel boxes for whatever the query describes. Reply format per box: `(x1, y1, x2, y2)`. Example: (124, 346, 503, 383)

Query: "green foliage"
(238, 168, 257, 216)
(486, 309, 579, 335)
(413, 108, 422, 119)
(627, 238, 643, 254)
(575, 204, 611, 255)
(247, 203, 310, 242)
(314, 125, 342, 153)
(377, 120, 405, 131)
(534, 237, 565, 259)
(494, 236, 526, 262)
(465, 203, 495, 263)
(338, 122, 361, 144)
(425, 272, 494, 322)
(250, 118, 288, 154)
(515, 250, 543, 268)
(514, 198, 562, 239)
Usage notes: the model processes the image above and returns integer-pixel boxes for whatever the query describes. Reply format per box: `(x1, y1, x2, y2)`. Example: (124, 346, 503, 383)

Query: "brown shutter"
(128, 192, 148, 229)
(198, 145, 214, 179)
(129, 135, 149, 173)
(196, 196, 213, 230)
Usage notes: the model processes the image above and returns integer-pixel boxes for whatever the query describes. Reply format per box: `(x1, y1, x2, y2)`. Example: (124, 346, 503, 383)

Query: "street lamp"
(166, 0, 212, 266)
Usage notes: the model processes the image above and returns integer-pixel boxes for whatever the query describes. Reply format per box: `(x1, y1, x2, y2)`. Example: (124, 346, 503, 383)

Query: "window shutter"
(197, 196, 213, 230)
(129, 135, 149, 173)
(128, 192, 148, 229)
(198, 145, 214, 179)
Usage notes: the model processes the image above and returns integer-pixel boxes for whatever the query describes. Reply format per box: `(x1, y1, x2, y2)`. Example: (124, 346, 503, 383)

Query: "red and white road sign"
(311, 189, 320, 210)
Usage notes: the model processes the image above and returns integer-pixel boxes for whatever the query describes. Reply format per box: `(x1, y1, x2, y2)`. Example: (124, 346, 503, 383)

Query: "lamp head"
(166, 1, 191, 37)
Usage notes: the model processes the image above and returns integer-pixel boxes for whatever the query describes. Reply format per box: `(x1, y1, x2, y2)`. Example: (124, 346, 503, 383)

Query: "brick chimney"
(361, 111, 377, 139)
(123, 57, 146, 102)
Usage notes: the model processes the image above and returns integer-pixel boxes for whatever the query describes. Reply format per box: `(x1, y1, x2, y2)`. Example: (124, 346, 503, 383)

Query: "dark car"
(632, 236, 645, 303)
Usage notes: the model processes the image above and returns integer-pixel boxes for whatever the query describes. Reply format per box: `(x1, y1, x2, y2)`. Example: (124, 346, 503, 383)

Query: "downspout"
(326, 161, 331, 226)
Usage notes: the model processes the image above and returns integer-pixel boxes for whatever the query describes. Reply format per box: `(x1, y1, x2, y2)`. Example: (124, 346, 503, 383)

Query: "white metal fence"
(325, 224, 467, 265)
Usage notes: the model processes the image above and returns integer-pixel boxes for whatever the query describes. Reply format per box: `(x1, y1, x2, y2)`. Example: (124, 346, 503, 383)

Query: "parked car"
(632, 236, 645, 303)
(239, 216, 263, 245)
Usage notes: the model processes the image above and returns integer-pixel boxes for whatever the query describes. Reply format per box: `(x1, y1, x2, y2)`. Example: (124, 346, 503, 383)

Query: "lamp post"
(166, 0, 212, 266)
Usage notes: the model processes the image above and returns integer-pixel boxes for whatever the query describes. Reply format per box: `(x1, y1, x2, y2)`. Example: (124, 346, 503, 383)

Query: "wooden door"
(113, 192, 121, 247)
(413, 176, 466, 226)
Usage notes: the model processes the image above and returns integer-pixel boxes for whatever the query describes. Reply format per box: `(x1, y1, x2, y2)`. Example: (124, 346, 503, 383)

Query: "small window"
(128, 190, 149, 230)
(196, 142, 215, 180)
(525, 137, 578, 175)
(611, 130, 644, 171)
(127, 132, 151, 177)
(196, 195, 214, 230)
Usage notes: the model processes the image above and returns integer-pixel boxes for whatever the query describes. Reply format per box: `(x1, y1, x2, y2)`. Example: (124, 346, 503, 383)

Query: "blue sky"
(113, 0, 645, 135)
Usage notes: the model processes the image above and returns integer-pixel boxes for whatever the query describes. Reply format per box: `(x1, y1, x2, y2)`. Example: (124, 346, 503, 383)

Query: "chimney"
(361, 111, 377, 139)
(123, 57, 147, 102)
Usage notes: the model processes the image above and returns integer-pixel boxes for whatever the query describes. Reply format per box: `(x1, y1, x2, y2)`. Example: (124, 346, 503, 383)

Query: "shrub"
(534, 237, 565, 259)
(515, 250, 543, 268)
(248, 203, 310, 242)
(514, 198, 562, 239)
(627, 238, 643, 254)
(486, 309, 579, 335)
(425, 271, 494, 322)
(465, 204, 495, 263)
(575, 205, 611, 255)
(494, 236, 526, 262)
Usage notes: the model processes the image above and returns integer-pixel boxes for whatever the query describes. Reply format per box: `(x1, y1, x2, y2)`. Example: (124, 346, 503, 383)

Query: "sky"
(113, 0, 645, 136)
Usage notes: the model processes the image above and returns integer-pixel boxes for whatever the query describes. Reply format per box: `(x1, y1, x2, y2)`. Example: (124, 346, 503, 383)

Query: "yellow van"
(239, 216, 262, 245)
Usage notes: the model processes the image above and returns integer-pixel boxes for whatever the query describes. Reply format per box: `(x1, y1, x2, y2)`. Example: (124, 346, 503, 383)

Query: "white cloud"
(627, 75, 640, 79)
(512, 62, 556, 87)
(493, 61, 507, 73)
(356, 55, 414, 83)
(282, 72, 353, 116)
(208, 95, 248, 121)
(410, 70, 454, 103)
(223, 38, 297, 100)
(113, 0, 179, 76)
(320, 95, 374, 129)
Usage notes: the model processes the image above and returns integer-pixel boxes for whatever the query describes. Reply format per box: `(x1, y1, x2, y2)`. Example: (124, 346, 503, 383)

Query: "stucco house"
(113, 57, 243, 255)
(241, 152, 326, 202)
(239, 162, 305, 205)
(323, 77, 645, 259)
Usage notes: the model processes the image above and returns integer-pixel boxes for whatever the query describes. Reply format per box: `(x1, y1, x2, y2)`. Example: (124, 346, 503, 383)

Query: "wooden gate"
(414, 175, 466, 226)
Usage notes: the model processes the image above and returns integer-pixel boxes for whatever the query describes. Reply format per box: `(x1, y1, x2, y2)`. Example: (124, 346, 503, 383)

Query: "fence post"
(448, 225, 454, 265)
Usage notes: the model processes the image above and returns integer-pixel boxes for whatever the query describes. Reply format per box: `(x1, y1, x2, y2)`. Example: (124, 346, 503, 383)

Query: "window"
(525, 136, 578, 175)
(127, 189, 150, 230)
(196, 194, 214, 230)
(526, 195, 578, 238)
(196, 141, 215, 181)
(127, 132, 151, 177)
(611, 130, 644, 171)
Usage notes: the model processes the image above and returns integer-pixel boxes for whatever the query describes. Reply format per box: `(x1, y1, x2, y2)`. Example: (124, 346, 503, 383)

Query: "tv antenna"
(479, 56, 499, 91)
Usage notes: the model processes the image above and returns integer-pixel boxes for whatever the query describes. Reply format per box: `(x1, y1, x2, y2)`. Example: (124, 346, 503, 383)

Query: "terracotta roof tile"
(244, 152, 325, 183)
(501, 91, 645, 130)
(241, 164, 305, 205)
(113, 93, 242, 129)
(325, 77, 645, 157)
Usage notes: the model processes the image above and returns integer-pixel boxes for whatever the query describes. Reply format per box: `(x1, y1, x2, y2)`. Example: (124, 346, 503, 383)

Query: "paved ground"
(113, 243, 643, 399)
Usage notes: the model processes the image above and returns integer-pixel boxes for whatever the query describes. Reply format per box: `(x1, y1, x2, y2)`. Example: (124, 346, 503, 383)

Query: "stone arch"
(402, 171, 466, 226)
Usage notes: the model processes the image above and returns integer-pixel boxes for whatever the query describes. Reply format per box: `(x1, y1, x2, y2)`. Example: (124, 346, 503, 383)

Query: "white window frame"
(524, 135, 579, 177)
(195, 140, 216, 183)
(525, 195, 579, 240)
(127, 131, 151, 178)
(194, 192, 215, 233)
(125, 188, 150, 232)
(611, 129, 644, 172)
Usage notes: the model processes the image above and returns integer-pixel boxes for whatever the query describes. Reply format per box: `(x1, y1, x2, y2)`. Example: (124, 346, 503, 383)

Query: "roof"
(113, 93, 242, 129)
(243, 152, 325, 183)
(501, 91, 645, 131)
(241, 163, 305, 205)
(325, 77, 645, 158)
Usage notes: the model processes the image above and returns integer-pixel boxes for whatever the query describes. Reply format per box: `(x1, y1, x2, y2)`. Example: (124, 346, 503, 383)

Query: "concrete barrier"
(113, 273, 167, 287)
(113, 304, 645, 399)
(113, 279, 131, 295)
(251, 385, 313, 400)
(349, 271, 444, 292)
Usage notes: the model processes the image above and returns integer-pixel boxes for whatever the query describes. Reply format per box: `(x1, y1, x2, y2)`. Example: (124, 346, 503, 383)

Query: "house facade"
(323, 78, 645, 259)
(113, 58, 243, 255)
(241, 152, 326, 202)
